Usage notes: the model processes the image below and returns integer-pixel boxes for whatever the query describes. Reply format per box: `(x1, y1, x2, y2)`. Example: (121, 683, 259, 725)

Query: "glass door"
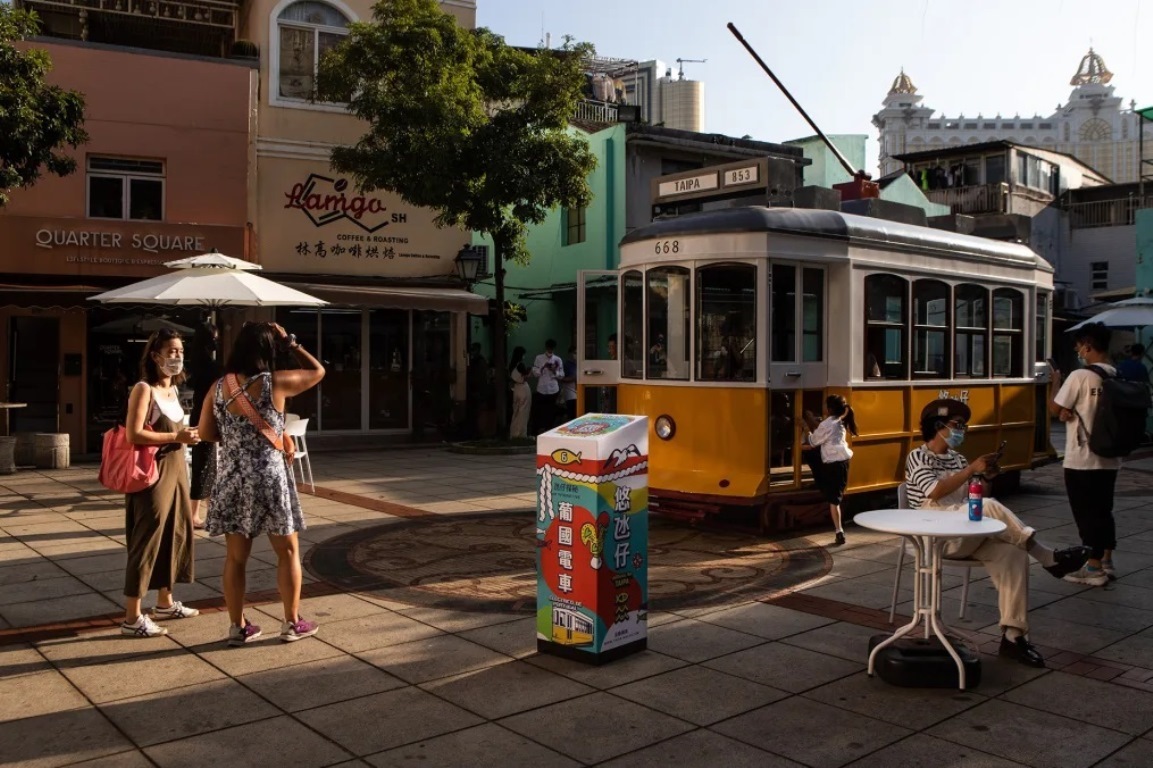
(368, 309, 410, 430)
(576, 270, 619, 414)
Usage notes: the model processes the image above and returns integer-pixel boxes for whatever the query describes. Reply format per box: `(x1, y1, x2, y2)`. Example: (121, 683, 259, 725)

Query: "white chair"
(282, 415, 314, 492)
(889, 482, 984, 624)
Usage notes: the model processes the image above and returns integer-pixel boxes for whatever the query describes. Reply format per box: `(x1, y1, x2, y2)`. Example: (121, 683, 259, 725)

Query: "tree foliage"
(0, 6, 88, 207)
(320, 0, 597, 436)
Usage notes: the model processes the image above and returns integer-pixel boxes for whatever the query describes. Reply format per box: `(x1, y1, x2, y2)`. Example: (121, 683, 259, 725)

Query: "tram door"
(767, 263, 828, 488)
(576, 271, 619, 414)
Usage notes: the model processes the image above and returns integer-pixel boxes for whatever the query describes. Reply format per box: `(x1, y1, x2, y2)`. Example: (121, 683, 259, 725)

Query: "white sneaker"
(1063, 565, 1109, 587)
(121, 614, 168, 637)
(153, 601, 199, 619)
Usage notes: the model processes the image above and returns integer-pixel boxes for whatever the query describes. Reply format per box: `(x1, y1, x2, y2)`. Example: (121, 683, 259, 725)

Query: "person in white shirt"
(905, 398, 1089, 668)
(1050, 323, 1123, 586)
(530, 339, 563, 435)
(801, 395, 858, 546)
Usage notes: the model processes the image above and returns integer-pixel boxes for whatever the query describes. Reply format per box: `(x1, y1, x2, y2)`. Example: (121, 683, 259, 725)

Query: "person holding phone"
(905, 399, 1090, 667)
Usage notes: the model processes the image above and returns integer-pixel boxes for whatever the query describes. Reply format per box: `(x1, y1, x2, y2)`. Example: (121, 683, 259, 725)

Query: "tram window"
(913, 279, 950, 378)
(646, 266, 690, 380)
(802, 268, 824, 362)
(771, 264, 796, 362)
(955, 284, 988, 378)
(1035, 291, 1050, 362)
(696, 264, 756, 381)
(621, 270, 645, 379)
(864, 274, 908, 379)
(992, 288, 1024, 377)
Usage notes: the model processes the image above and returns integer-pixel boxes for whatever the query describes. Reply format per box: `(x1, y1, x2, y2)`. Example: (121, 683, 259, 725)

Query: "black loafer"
(834, 532, 846, 546)
(1044, 546, 1091, 579)
(999, 635, 1046, 668)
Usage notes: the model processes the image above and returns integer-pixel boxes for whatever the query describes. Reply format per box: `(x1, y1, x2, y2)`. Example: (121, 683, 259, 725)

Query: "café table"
(855, 508, 1006, 690)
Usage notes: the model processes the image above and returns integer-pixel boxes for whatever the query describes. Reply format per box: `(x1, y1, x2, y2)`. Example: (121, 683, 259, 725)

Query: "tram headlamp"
(655, 415, 676, 440)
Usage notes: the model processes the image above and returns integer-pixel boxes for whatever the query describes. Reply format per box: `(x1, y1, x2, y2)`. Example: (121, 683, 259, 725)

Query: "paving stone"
(0, 668, 90, 723)
(778, 620, 884, 663)
(0, 642, 51, 680)
(314, 611, 444, 654)
(0, 591, 120, 628)
(1031, 596, 1153, 634)
(927, 699, 1130, 768)
(598, 729, 803, 768)
(844, 733, 1023, 768)
(457, 617, 538, 658)
(366, 723, 579, 768)
(356, 634, 509, 684)
(978, 613, 1129, 655)
(98, 678, 280, 747)
(1094, 738, 1153, 767)
(526, 648, 688, 688)
(610, 664, 788, 725)
(499, 691, 693, 764)
(1002, 670, 1153, 736)
(419, 659, 593, 719)
(61, 649, 225, 704)
(1088, 634, 1153, 670)
(144, 715, 350, 767)
(694, 602, 837, 641)
(0, 707, 133, 767)
(711, 695, 911, 768)
(65, 750, 156, 767)
(296, 686, 483, 756)
(0, 558, 67, 586)
(391, 605, 525, 633)
(703, 641, 862, 694)
(197, 632, 346, 677)
(241, 654, 406, 713)
(643, 616, 767, 662)
(804, 672, 987, 729)
(37, 628, 182, 667)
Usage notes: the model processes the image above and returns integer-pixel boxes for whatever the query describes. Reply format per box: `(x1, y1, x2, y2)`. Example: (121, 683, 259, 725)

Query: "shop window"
(87, 157, 164, 221)
(696, 264, 756, 381)
(277, 1, 349, 101)
(620, 270, 644, 379)
(646, 266, 690, 380)
(955, 284, 987, 378)
(992, 288, 1024, 377)
(1091, 261, 1108, 291)
(913, 279, 949, 378)
(563, 206, 586, 246)
(864, 273, 907, 379)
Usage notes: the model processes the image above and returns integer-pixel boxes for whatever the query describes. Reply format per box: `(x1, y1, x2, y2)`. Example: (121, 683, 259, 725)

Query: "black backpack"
(1082, 365, 1152, 458)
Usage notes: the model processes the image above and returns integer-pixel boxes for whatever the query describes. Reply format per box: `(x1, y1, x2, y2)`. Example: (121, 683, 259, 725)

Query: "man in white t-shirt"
(1050, 323, 1123, 586)
(530, 339, 563, 435)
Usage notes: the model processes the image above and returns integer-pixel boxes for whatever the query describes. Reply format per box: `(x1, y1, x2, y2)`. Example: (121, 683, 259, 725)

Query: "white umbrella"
(164, 252, 262, 271)
(1067, 296, 1153, 331)
(90, 267, 327, 307)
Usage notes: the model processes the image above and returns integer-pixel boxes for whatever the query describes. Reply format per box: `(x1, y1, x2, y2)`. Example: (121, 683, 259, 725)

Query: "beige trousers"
(922, 498, 1033, 633)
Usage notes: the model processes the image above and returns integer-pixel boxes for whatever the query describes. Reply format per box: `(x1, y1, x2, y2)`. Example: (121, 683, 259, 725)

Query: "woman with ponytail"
(803, 395, 859, 546)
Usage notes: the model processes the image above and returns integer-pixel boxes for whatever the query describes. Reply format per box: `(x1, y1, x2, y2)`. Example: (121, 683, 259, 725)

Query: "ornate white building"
(873, 50, 1149, 183)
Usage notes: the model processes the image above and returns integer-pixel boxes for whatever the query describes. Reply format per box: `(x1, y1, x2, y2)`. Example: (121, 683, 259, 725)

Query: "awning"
(285, 283, 490, 315)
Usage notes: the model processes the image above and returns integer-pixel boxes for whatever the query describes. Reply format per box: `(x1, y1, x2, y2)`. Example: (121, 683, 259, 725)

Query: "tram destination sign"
(651, 157, 770, 206)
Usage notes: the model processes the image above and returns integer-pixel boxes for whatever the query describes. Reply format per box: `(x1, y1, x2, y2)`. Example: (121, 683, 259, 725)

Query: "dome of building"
(888, 69, 917, 95)
(1070, 48, 1113, 86)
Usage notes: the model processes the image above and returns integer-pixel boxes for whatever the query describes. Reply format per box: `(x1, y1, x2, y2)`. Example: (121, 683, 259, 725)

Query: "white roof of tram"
(621, 206, 1052, 272)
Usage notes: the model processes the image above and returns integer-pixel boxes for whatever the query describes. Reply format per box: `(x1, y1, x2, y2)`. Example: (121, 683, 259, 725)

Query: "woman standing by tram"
(803, 395, 859, 545)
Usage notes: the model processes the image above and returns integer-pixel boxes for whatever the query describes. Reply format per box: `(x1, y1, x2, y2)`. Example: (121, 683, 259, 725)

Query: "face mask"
(160, 358, 184, 376)
(1076, 354, 1087, 367)
(945, 428, 965, 449)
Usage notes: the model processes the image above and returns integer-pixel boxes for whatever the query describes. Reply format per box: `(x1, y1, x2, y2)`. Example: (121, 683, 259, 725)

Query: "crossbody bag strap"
(225, 373, 283, 452)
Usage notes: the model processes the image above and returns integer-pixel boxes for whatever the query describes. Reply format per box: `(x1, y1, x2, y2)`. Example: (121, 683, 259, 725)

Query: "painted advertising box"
(535, 414, 649, 664)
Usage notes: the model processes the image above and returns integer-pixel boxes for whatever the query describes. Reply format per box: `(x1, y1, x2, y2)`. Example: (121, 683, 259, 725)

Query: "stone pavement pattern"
(1, 448, 1153, 767)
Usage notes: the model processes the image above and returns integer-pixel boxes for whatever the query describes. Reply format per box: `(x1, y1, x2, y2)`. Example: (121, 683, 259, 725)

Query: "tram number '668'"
(654, 240, 680, 255)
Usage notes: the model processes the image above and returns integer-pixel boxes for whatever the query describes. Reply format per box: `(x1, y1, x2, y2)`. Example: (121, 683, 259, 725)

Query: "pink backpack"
(98, 425, 159, 494)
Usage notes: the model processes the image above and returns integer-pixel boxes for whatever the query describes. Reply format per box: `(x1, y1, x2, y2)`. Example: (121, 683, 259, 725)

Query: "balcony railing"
(574, 100, 620, 125)
(923, 183, 1009, 215)
(1066, 196, 1153, 229)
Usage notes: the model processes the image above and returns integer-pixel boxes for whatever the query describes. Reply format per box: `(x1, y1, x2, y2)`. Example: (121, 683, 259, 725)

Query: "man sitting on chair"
(904, 398, 1089, 668)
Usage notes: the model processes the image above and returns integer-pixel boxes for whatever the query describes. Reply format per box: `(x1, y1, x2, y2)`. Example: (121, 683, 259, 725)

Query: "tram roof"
(621, 206, 1052, 271)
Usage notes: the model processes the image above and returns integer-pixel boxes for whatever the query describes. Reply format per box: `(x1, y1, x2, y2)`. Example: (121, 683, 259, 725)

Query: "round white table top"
(855, 508, 1007, 538)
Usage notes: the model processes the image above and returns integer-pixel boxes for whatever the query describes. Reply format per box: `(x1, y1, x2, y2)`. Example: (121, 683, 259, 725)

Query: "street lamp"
(454, 245, 484, 286)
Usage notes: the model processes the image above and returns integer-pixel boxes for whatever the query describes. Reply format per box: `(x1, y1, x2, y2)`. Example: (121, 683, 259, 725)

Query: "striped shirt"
(905, 445, 969, 509)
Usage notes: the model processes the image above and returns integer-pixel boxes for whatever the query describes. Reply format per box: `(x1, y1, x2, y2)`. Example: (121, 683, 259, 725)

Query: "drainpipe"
(604, 132, 617, 269)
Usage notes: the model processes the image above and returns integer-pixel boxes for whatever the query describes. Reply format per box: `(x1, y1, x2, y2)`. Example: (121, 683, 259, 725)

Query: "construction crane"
(675, 58, 707, 80)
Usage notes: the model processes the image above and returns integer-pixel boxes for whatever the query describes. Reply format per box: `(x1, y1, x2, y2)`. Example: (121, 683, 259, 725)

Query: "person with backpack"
(1050, 323, 1151, 585)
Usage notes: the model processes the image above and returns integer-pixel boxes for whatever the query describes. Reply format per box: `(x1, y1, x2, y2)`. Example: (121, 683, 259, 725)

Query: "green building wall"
(471, 124, 626, 365)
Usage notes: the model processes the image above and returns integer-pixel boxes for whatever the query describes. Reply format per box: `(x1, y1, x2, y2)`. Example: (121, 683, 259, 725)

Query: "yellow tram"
(576, 206, 1055, 530)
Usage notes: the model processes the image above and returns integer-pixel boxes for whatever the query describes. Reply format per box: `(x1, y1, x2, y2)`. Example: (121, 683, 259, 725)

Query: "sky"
(477, 0, 1153, 175)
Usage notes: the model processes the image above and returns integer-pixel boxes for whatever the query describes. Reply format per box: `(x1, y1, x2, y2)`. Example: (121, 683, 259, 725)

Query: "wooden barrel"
(33, 433, 70, 470)
(14, 432, 37, 467)
(0, 437, 16, 475)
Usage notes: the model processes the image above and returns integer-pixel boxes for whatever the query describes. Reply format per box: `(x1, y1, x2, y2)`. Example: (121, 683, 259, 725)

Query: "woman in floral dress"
(198, 321, 324, 646)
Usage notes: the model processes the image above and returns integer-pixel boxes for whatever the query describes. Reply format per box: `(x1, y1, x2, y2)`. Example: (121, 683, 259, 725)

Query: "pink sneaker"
(280, 616, 319, 642)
